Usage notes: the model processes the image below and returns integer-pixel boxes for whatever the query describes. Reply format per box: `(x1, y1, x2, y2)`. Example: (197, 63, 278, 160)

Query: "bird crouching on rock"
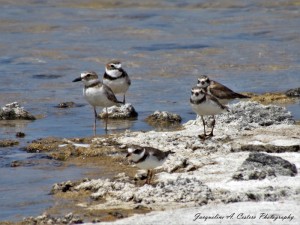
(103, 60, 131, 104)
(126, 146, 174, 185)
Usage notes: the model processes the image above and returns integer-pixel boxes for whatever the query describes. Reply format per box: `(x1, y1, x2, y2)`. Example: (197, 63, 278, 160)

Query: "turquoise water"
(0, 0, 299, 221)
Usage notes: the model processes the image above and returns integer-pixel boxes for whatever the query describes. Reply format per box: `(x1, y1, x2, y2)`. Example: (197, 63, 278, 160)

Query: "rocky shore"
(5, 100, 298, 225)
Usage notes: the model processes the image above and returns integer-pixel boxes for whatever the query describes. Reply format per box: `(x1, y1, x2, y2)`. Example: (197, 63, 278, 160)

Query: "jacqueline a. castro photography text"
(193, 212, 295, 223)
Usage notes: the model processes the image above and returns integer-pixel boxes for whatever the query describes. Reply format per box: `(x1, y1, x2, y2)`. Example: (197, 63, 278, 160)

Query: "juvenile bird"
(197, 75, 249, 104)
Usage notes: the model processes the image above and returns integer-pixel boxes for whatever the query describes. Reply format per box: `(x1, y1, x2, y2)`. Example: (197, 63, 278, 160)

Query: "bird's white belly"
(136, 156, 165, 170)
(103, 77, 129, 94)
(191, 101, 224, 116)
(83, 88, 115, 107)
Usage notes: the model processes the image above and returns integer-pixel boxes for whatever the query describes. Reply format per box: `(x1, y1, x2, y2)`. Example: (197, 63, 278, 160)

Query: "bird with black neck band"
(73, 71, 122, 135)
(190, 86, 229, 140)
(126, 146, 174, 185)
(103, 60, 131, 104)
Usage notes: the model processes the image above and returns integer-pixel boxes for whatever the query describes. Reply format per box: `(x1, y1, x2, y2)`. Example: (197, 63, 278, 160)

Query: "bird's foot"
(198, 134, 207, 140)
(198, 133, 213, 140)
(206, 132, 214, 138)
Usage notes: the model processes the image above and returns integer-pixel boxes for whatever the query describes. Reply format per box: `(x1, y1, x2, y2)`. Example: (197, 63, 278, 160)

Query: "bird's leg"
(149, 170, 153, 184)
(123, 94, 126, 104)
(93, 107, 97, 136)
(145, 170, 154, 185)
(144, 170, 151, 185)
(207, 116, 216, 137)
(198, 115, 207, 140)
(105, 107, 108, 133)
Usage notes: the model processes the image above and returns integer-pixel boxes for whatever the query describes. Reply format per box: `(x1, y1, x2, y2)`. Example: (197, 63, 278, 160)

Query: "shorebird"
(103, 60, 131, 104)
(73, 71, 122, 134)
(190, 86, 229, 139)
(197, 75, 249, 104)
(126, 146, 173, 185)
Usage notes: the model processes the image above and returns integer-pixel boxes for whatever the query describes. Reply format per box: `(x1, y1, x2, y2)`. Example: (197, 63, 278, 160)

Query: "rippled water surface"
(0, 0, 299, 221)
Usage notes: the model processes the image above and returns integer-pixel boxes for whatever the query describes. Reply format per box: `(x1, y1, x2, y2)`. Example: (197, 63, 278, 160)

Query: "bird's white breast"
(191, 100, 225, 116)
(136, 154, 166, 170)
(103, 77, 129, 94)
(83, 86, 115, 107)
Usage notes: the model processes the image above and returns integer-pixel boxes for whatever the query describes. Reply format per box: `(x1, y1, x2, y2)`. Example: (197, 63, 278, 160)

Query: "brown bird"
(197, 75, 249, 104)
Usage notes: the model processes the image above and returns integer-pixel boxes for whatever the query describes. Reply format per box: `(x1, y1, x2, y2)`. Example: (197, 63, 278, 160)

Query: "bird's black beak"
(73, 77, 82, 82)
(125, 153, 131, 158)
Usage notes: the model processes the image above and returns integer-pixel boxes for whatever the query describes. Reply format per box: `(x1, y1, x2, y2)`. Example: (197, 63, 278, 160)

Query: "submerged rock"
(16, 132, 26, 138)
(286, 87, 300, 97)
(233, 152, 297, 180)
(56, 101, 76, 108)
(145, 111, 182, 128)
(99, 103, 138, 119)
(0, 102, 36, 120)
(0, 139, 19, 147)
(246, 92, 296, 104)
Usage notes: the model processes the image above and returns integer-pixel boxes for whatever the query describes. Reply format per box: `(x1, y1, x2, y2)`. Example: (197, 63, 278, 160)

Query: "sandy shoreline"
(3, 101, 299, 224)
(86, 201, 299, 225)
(66, 102, 299, 224)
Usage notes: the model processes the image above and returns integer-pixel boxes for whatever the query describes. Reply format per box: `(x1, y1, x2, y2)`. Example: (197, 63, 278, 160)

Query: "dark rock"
(32, 74, 63, 79)
(99, 103, 138, 119)
(56, 101, 76, 108)
(10, 161, 22, 167)
(51, 180, 76, 194)
(0, 102, 36, 120)
(16, 132, 26, 138)
(286, 87, 300, 97)
(109, 211, 125, 219)
(232, 144, 300, 153)
(233, 152, 297, 180)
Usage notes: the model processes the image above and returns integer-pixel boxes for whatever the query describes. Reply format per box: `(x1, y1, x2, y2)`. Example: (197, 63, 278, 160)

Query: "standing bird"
(197, 75, 249, 104)
(190, 86, 229, 140)
(73, 71, 122, 134)
(126, 146, 173, 185)
(103, 60, 131, 104)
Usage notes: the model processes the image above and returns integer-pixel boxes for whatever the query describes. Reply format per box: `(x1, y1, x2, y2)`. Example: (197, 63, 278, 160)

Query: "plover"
(190, 86, 229, 139)
(126, 146, 173, 185)
(73, 71, 122, 134)
(197, 75, 249, 104)
(103, 60, 131, 104)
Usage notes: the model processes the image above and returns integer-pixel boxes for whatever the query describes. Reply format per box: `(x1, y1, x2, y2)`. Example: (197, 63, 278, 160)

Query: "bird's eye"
(86, 74, 91, 77)
(110, 64, 115, 68)
(195, 92, 199, 96)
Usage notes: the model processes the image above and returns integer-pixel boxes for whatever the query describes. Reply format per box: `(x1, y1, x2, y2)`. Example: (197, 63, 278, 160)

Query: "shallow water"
(0, 0, 299, 221)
